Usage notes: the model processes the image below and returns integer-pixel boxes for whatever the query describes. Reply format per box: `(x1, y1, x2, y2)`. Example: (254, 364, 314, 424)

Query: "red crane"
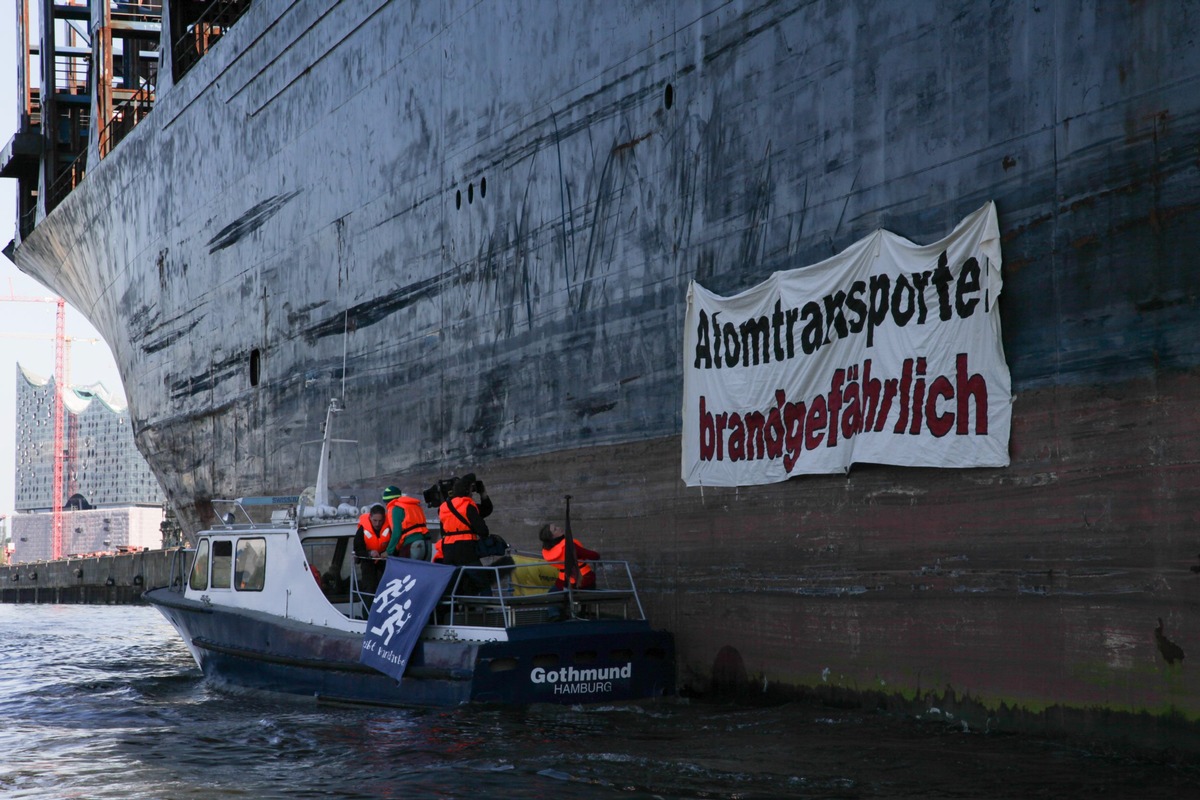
(2, 286, 68, 559)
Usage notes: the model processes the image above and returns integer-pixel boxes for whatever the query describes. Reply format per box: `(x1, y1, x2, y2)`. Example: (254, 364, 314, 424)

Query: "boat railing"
(210, 496, 303, 529)
(342, 554, 646, 627)
(165, 546, 193, 594)
(345, 555, 374, 621)
(438, 558, 647, 628)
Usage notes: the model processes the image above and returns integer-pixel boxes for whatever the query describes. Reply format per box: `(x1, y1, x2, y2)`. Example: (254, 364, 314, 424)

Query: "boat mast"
(314, 398, 343, 510)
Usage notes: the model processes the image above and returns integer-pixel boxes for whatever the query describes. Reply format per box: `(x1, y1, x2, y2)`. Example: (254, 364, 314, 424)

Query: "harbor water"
(0, 605, 1196, 799)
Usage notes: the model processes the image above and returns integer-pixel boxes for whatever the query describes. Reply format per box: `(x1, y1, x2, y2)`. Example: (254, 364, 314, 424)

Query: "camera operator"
(435, 474, 492, 568)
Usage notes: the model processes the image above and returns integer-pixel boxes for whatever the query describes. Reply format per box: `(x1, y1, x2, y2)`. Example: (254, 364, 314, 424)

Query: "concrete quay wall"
(0, 549, 182, 604)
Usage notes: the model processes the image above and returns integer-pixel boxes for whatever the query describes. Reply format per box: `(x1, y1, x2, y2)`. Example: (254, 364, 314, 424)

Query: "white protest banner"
(682, 202, 1011, 487)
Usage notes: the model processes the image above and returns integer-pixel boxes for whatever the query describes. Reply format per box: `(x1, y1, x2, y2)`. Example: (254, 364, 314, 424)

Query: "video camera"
(422, 473, 484, 508)
(422, 478, 456, 508)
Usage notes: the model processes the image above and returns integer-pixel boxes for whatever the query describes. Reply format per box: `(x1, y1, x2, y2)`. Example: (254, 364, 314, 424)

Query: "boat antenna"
(314, 398, 344, 509)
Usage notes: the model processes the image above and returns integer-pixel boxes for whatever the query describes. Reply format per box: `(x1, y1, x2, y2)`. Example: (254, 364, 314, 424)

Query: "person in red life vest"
(353, 503, 391, 593)
(381, 486, 430, 560)
(539, 523, 599, 590)
(436, 474, 492, 567)
(433, 474, 497, 595)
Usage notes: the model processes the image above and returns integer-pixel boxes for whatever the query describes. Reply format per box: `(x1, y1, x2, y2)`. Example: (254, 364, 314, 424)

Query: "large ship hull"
(12, 1, 1200, 740)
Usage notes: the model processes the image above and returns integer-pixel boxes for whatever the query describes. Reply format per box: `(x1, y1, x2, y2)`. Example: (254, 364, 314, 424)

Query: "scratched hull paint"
(11, 1, 1200, 741)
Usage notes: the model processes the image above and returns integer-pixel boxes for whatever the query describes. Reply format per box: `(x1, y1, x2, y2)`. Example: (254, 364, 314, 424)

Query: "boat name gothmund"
(531, 663, 633, 694)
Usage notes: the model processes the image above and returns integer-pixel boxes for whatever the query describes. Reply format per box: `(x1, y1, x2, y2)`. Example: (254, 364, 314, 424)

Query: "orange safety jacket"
(357, 512, 392, 552)
(439, 497, 478, 545)
(386, 495, 429, 547)
(541, 538, 596, 586)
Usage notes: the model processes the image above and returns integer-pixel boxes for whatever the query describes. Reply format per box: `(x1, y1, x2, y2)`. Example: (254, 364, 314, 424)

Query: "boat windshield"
(188, 540, 209, 591)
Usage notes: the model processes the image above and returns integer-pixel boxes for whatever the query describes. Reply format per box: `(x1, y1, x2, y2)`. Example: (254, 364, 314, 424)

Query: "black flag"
(563, 494, 580, 588)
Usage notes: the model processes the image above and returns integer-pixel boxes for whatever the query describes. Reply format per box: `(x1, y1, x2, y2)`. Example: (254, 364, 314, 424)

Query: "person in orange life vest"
(436, 474, 492, 569)
(539, 523, 599, 590)
(353, 503, 391, 593)
(381, 486, 430, 560)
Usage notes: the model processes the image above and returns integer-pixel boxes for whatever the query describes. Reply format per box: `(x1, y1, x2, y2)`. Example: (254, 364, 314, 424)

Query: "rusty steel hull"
(10, 1, 1200, 739)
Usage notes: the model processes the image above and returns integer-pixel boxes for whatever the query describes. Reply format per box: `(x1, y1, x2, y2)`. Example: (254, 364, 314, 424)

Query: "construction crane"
(1, 287, 69, 559)
(1, 331, 102, 386)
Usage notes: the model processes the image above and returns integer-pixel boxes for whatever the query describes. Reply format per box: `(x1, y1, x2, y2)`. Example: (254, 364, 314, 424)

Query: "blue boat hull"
(144, 588, 675, 707)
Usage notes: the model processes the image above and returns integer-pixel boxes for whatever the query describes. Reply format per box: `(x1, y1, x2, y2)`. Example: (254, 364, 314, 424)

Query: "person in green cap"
(382, 485, 430, 560)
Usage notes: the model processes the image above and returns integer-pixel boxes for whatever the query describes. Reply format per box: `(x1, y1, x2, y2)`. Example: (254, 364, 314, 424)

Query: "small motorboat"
(143, 401, 675, 706)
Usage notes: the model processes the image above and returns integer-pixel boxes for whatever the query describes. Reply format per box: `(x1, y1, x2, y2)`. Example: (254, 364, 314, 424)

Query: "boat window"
(189, 539, 211, 590)
(235, 538, 266, 592)
(302, 536, 352, 595)
(211, 540, 233, 589)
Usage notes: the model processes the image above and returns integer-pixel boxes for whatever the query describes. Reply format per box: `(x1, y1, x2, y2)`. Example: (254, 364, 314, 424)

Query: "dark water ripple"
(1, 605, 1197, 799)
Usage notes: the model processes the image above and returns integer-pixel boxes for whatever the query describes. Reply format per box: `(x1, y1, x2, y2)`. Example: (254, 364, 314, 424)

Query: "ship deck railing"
(99, 84, 156, 158)
(45, 150, 87, 211)
(172, 0, 254, 81)
(111, 3, 163, 25)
